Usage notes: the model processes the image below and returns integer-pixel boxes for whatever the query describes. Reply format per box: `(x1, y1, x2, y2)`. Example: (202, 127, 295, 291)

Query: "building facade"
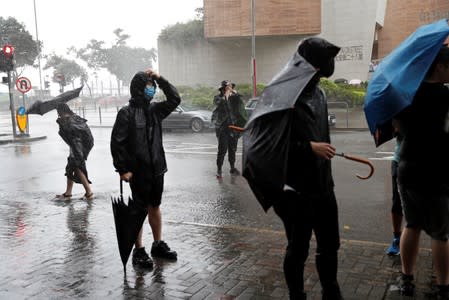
(158, 0, 449, 87)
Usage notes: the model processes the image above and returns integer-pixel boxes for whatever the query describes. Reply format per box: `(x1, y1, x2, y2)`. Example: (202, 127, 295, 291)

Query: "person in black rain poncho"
(55, 103, 94, 200)
(271, 38, 343, 300)
(110, 69, 180, 269)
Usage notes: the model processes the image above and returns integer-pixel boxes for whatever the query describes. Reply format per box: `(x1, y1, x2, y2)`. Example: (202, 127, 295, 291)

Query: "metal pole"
(33, 0, 43, 96)
(7, 71, 17, 137)
(251, 0, 257, 98)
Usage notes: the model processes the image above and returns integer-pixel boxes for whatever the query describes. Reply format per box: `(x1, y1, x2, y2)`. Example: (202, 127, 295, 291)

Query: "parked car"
(245, 97, 336, 127)
(162, 103, 213, 132)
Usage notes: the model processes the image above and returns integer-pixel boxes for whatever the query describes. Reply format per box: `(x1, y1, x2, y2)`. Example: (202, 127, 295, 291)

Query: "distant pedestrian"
(111, 69, 180, 270)
(212, 80, 247, 178)
(396, 45, 449, 298)
(55, 103, 94, 200)
(386, 119, 404, 256)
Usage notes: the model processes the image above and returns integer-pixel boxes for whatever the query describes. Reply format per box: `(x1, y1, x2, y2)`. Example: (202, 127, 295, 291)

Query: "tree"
(0, 17, 40, 68)
(72, 28, 156, 94)
(43, 54, 87, 92)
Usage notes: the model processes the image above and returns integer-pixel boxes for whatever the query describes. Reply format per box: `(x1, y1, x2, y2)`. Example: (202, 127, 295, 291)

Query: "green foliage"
(159, 20, 204, 46)
(174, 83, 266, 110)
(73, 29, 156, 85)
(320, 78, 366, 107)
(43, 54, 87, 86)
(0, 17, 40, 68)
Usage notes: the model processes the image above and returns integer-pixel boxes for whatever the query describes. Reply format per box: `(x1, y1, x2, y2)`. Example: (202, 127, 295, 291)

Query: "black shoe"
(230, 167, 240, 175)
(399, 274, 415, 296)
(216, 169, 222, 179)
(322, 284, 344, 300)
(151, 240, 177, 260)
(437, 285, 449, 300)
(132, 247, 153, 269)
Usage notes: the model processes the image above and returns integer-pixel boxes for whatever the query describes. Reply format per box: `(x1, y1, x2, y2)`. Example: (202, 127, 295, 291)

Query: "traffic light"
(0, 44, 14, 72)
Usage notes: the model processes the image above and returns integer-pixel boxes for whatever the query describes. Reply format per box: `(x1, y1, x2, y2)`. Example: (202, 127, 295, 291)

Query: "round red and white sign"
(15, 77, 32, 94)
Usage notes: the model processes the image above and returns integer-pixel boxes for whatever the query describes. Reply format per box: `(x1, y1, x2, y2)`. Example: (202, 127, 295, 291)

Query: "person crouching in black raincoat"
(273, 38, 344, 300)
(212, 80, 247, 178)
(110, 69, 180, 269)
(55, 103, 94, 200)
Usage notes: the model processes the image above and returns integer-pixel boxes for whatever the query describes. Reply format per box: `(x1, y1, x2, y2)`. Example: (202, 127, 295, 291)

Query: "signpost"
(15, 77, 32, 135)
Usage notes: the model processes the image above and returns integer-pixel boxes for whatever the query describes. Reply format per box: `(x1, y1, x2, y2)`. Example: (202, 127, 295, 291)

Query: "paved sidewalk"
(0, 191, 435, 300)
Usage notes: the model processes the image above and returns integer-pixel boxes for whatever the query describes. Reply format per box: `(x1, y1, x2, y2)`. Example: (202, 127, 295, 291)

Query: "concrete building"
(158, 0, 449, 87)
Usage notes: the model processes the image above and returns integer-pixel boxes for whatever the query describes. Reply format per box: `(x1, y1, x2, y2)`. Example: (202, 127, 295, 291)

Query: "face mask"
(144, 86, 156, 99)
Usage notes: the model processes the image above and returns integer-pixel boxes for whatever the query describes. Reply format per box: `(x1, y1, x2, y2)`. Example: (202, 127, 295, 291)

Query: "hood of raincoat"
(130, 72, 157, 100)
(297, 37, 340, 78)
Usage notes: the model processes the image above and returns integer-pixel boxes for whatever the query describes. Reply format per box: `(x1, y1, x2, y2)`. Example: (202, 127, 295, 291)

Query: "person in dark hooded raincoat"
(55, 103, 94, 200)
(110, 69, 180, 269)
(212, 80, 247, 178)
(271, 38, 344, 300)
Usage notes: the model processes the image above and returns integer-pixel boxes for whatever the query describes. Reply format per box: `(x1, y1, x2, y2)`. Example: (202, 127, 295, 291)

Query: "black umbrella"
(26, 86, 83, 115)
(111, 180, 147, 272)
(242, 39, 340, 212)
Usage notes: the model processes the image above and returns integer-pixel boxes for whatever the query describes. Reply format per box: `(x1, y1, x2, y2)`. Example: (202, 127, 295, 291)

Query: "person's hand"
(144, 68, 160, 80)
(310, 142, 336, 160)
(120, 172, 133, 182)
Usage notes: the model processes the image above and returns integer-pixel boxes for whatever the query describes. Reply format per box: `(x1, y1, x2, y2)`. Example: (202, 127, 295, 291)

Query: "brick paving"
(0, 190, 436, 300)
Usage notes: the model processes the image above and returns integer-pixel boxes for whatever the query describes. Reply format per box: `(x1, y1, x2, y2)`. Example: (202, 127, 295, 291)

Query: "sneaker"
(132, 247, 153, 269)
(151, 240, 177, 260)
(399, 274, 415, 296)
(216, 169, 222, 179)
(230, 167, 240, 175)
(386, 237, 400, 256)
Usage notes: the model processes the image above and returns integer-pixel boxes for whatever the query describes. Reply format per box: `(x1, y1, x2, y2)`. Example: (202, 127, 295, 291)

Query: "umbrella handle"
(336, 153, 375, 180)
(120, 179, 123, 197)
(228, 125, 245, 132)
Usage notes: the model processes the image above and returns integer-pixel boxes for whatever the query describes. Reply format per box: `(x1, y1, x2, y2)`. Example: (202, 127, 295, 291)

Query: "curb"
(0, 135, 47, 145)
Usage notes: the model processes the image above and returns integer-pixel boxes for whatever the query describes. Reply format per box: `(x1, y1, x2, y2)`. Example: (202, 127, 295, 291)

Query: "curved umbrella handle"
(336, 153, 375, 180)
(228, 125, 245, 132)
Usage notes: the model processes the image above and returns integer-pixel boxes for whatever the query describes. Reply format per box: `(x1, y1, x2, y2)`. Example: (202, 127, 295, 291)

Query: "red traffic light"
(3, 44, 14, 58)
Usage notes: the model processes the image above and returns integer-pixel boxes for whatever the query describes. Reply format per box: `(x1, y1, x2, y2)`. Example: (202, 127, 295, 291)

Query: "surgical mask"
(144, 86, 156, 99)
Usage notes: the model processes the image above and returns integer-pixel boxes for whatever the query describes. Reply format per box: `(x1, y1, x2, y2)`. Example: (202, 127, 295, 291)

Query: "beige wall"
(378, 0, 449, 58)
(204, 0, 320, 38)
(158, 36, 304, 87)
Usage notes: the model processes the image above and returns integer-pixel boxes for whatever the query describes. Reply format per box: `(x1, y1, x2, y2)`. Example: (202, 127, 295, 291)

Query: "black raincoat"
(57, 114, 94, 183)
(110, 73, 181, 179)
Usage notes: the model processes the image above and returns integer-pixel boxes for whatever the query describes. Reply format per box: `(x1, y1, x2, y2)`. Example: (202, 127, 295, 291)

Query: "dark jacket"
(212, 92, 247, 128)
(110, 74, 181, 177)
(57, 114, 94, 165)
(286, 85, 334, 195)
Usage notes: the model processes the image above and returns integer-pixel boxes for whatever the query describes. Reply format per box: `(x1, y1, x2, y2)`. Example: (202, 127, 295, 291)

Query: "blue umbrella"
(364, 18, 449, 146)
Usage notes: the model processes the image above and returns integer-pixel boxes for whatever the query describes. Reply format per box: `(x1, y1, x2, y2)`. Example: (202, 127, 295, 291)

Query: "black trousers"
(216, 127, 239, 169)
(273, 190, 341, 299)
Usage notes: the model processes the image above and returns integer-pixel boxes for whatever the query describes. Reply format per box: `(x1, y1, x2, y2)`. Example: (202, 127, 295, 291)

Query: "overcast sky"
(0, 0, 203, 91)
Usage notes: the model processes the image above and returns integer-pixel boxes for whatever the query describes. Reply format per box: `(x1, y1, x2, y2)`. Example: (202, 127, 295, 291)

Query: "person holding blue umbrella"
(364, 19, 449, 298)
(395, 45, 449, 298)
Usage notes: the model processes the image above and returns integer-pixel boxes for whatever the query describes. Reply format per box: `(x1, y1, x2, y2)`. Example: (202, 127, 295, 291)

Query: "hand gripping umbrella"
(26, 86, 83, 115)
(230, 125, 374, 180)
(364, 19, 449, 146)
(111, 180, 147, 273)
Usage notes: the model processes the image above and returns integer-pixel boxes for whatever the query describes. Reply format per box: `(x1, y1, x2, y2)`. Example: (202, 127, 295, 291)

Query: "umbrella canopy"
(26, 86, 83, 115)
(242, 38, 340, 211)
(111, 180, 147, 271)
(364, 19, 449, 146)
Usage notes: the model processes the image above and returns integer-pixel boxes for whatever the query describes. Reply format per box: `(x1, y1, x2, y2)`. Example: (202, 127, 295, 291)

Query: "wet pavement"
(0, 109, 438, 299)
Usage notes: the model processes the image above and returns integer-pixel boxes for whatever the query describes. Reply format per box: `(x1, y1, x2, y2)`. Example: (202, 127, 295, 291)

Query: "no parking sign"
(15, 77, 32, 94)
